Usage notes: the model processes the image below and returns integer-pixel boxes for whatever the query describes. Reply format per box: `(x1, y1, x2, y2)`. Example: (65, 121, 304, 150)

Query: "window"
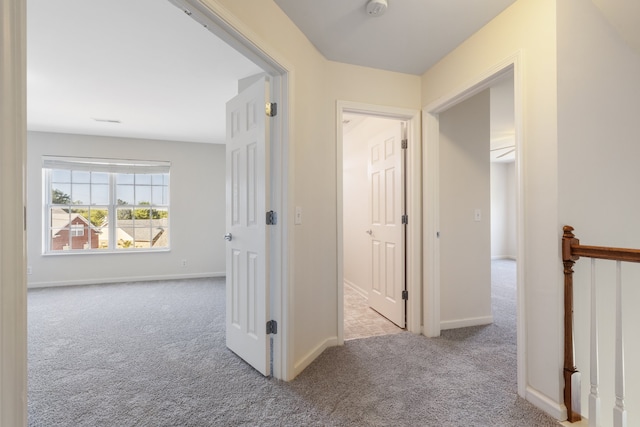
(70, 224, 84, 237)
(43, 156, 170, 253)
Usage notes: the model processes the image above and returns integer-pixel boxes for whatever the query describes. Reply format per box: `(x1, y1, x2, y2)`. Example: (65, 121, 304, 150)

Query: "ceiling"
(593, 0, 640, 56)
(28, 0, 638, 146)
(27, 0, 262, 144)
(273, 0, 518, 75)
(27, 0, 520, 144)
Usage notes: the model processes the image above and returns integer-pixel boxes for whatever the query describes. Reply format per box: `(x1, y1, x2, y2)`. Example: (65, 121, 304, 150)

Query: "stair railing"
(563, 225, 640, 426)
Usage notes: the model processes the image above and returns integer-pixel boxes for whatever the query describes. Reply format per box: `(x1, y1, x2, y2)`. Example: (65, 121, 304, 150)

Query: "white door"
(225, 77, 270, 376)
(367, 122, 406, 327)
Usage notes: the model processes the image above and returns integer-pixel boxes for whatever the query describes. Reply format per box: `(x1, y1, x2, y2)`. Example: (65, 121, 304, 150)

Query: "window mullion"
(109, 172, 116, 251)
(44, 169, 51, 253)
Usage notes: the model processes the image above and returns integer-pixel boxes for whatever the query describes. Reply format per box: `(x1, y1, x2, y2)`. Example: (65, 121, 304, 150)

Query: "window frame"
(43, 156, 171, 254)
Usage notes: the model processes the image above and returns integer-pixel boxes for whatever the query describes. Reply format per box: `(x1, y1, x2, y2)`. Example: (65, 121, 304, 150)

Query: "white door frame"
(0, 0, 28, 424)
(336, 101, 421, 343)
(0, 1, 296, 421)
(422, 52, 526, 397)
(158, 0, 295, 381)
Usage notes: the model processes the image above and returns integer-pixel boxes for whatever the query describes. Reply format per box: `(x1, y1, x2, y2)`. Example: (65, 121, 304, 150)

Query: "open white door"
(367, 122, 406, 328)
(225, 77, 270, 376)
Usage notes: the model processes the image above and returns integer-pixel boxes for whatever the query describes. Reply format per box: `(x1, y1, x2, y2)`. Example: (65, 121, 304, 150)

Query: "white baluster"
(613, 261, 626, 427)
(589, 259, 601, 427)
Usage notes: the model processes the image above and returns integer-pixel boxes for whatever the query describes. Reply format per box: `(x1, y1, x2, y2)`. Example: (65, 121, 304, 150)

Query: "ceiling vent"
(366, 0, 388, 17)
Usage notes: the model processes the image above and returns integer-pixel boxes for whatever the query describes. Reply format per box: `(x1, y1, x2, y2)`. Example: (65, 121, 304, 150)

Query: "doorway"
(342, 113, 406, 340)
(489, 74, 517, 331)
(22, 3, 292, 414)
(336, 102, 421, 344)
(423, 57, 525, 395)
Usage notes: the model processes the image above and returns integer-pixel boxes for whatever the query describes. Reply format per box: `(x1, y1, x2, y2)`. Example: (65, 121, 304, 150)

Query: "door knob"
(365, 229, 373, 235)
(224, 233, 232, 241)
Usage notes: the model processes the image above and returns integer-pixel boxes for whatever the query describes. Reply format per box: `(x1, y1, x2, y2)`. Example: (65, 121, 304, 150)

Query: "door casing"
(0, 6, 296, 425)
(422, 52, 526, 397)
(337, 101, 422, 344)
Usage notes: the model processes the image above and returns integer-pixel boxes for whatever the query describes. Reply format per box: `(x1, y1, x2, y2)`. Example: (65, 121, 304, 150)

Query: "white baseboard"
(343, 279, 368, 299)
(491, 255, 517, 260)
(440, 315, 493, 330)
(526, 386, 567, 421)
(27, 272, 225, 288)
(293, 336, 338, 378)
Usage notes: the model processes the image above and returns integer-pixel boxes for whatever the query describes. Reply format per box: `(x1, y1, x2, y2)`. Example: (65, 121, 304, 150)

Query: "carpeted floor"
(28, 260, 561, 426)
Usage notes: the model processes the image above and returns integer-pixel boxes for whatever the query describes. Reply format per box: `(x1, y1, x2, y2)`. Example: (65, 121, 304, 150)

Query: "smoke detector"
(366, 0, 388, 17)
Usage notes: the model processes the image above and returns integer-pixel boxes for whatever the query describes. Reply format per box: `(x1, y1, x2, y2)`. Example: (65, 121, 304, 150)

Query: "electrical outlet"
(474, 209, 481, 221)
(26, 266, 32, 275)
(181, 259, 187, 267)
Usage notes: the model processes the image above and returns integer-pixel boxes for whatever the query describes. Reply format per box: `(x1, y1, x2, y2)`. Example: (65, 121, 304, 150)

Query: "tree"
(117, 209, 133, 220)
(51, 189, 71, 204)
(133, 202, 167, 219)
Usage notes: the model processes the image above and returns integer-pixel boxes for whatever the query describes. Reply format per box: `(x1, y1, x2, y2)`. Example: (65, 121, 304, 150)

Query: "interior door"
(225, 77, 270, 376)
(367, 122, 406, 327)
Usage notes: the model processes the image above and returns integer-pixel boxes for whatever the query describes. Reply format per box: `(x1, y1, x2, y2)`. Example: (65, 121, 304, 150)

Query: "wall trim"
(27, 272, 225, 289)
(526, 385, 567, 421)
(294, 337, 338, 377)
(491, 255, 517, 260)
(440, 315, 493, 330)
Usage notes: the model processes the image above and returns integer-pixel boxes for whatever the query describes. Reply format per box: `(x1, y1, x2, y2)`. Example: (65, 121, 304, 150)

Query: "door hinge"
(266, 210, 277, 225)
(401, 214, 408, 225)
(402, 290, 408, 300)
(266, 320, 278, 334)
(265, 102, 277, 117)
(401, 139, 408, 149)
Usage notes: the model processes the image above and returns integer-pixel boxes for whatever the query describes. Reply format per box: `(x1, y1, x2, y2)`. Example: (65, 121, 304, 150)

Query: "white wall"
(505, 162, 517, 257)
(491, 162, 517, 259)
(439, 89, 492, 329)
(490, 162, 507, 258)
(343, 116, 403, 297)
(27, 131, 225, 287)
(422, 0, 562, 416)
(557, 0, 640, 424)
(343, 120, 369, 295)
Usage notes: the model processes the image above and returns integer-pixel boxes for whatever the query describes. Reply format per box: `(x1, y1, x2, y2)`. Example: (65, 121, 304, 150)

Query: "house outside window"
(43, 156, 170, 253)
(70, 224, 84, 237)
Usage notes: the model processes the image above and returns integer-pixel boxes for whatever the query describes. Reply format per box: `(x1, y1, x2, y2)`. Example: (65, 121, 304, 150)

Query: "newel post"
(563, 226, 582, 422)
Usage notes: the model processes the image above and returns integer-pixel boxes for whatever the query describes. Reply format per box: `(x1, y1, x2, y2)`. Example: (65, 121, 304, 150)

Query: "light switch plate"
(295, 206, 303, 225)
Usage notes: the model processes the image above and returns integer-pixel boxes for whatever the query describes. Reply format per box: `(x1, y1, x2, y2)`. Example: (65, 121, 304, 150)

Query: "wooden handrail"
(562, 225, 639, 423)
(563, 225, 640, 263)
(571, 245, 640, 263)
